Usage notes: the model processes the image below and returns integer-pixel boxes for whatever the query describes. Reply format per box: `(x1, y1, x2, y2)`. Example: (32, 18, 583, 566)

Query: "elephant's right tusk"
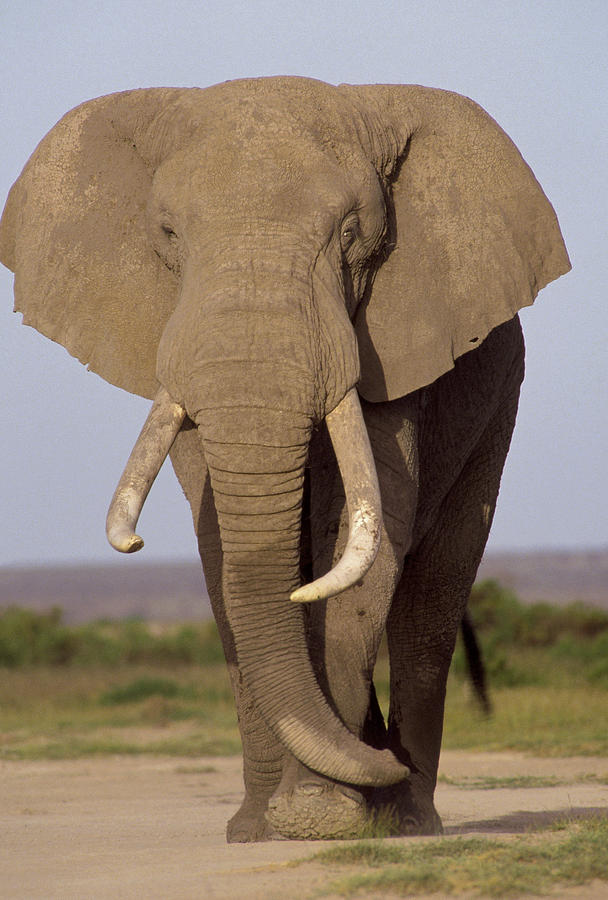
(291, 388, 382, 602)
(106, 387, 186, 553)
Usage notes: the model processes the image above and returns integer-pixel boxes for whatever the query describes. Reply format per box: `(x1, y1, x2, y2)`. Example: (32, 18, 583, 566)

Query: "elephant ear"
(0, 88, 204, 399)
(340, 84, 571, 402)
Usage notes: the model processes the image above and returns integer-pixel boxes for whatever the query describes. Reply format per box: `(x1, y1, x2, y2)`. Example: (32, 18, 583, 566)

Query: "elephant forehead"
(155, 135, 357, 231)
(194, 129, 328, 185)
(152, 81, 366, 191)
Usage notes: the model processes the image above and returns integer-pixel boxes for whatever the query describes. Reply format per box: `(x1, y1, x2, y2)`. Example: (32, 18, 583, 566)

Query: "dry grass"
(0, 663, 240, 759)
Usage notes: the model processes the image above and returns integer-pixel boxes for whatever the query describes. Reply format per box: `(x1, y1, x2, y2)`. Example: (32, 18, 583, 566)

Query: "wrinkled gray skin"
(0, 77, 570, 841)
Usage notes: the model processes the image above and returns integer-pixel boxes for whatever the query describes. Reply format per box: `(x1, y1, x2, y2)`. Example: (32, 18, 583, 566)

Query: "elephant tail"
(461, 609, 492, 715)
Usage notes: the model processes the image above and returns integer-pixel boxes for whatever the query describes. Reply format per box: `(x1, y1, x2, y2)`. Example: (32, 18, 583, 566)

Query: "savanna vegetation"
(0, 580, 607, 761)
(304, 816, 608, 897)
(2, 581, 607, 897)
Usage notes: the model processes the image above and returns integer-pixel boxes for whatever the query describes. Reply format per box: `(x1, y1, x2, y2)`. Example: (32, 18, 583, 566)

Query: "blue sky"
(1, 0, 606, 566)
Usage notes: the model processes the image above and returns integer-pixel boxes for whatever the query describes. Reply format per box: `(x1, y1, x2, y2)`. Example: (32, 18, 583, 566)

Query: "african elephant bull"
(0, 76, 569, 840)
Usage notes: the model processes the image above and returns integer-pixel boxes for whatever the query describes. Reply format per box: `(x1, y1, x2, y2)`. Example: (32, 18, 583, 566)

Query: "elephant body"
(0, 77, 569, 841)
(169, 312, 524, 839)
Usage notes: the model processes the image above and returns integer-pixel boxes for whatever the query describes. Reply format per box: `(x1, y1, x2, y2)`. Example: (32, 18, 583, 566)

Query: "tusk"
(106, 387, 186, 553)
(291, 388, 382, 602)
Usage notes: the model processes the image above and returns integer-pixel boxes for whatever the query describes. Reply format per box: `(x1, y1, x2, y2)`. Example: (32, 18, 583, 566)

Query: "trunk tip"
(375, 751, 410, 786)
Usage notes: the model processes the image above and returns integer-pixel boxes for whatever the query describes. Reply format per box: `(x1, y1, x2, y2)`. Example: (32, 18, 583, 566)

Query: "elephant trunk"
(198, 401, 405, 785)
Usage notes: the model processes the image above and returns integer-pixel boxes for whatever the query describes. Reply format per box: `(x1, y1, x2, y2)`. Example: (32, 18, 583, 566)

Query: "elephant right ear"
(0, 88, 203, 399)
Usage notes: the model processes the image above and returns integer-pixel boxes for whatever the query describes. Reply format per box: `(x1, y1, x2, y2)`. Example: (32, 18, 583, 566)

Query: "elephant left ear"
(340, 84, 571, 402)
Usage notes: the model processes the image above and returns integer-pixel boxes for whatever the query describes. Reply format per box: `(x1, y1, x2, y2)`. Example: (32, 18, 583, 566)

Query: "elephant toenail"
(299, 783, 325, 796)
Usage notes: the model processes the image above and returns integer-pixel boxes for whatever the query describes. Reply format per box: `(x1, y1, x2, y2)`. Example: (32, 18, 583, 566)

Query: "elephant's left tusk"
(106, 387, 186, 553)
(290, 388, 382, 602)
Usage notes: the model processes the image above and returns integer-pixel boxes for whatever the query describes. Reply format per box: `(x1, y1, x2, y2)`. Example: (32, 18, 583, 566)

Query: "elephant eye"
(341, 228, 355, 249)
(340, 215, 359, 253)
(161, 224, 177, 241)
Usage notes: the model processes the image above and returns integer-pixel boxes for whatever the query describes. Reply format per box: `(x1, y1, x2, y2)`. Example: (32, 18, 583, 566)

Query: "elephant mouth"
(105, 385, 382, 603)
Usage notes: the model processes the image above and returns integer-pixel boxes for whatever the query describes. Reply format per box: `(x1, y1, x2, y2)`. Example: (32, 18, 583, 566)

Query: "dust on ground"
(2, 751, 607, 899)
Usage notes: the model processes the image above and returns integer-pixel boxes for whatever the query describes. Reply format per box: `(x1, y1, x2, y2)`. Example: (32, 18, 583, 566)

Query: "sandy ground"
(2, 751, 608, 900)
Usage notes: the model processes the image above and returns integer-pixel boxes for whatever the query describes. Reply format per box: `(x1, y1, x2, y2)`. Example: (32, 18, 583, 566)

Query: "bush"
(99, 676, 183, 705)
(0, 607, 224, 668)
(455, 581, 608, 689)
(468, 580, 524, 641)
(153, 623, 226, 666)
(469, 581, 608, 649)
(0, 607, 75, 667)
(451, 639, 538, 688)
(70, 623, 123, 666)
(551, 631, 608, 686)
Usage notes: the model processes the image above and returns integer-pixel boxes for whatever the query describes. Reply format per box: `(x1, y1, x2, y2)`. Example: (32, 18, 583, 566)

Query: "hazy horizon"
(2, 545, 607, 573)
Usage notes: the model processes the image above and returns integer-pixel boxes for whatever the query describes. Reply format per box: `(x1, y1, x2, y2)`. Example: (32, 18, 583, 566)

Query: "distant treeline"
(1, 581, 608, 686)
(0, 608, 223, 668)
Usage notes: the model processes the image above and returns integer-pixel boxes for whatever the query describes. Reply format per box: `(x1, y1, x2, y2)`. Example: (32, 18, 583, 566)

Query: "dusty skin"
(2, 751, 607, 900)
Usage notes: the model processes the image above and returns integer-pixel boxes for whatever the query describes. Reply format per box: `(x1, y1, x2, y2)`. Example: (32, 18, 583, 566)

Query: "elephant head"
(0, 77, 569, 786)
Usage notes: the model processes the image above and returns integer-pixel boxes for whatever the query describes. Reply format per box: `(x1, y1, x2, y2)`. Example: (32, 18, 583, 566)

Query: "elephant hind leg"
(382, 386, 521, 834)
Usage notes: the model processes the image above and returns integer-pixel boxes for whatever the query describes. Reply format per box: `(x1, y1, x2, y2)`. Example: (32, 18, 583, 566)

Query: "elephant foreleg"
(169, 423, 284, 842)
(307, 396, 419, 733)
(225, 667, 285, 841)
(266, 397, 419, 839)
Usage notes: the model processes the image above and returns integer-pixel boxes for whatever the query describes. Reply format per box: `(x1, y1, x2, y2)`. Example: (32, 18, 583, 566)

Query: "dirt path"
(2, 752, 607, 899)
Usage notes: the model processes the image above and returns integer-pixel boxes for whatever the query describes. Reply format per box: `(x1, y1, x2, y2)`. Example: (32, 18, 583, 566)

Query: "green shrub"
(69, 623, 123, 666)
(452, 581, 608, 689)
(99, 676, 182, 705)
(3, 580, 607, 691)
(552, 631, 608, 686)
(118, 620, 158, 662)
(451, 640, 538, 688)
(153, 622, 226, 665)
(468, 580, 524, 641)
(469, 581, 608, 649)
(0, 607, 75, 667)
(0, 607, 224, 668)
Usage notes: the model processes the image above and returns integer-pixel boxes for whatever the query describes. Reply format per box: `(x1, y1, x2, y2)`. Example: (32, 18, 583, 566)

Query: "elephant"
(0, 76, 570, 841)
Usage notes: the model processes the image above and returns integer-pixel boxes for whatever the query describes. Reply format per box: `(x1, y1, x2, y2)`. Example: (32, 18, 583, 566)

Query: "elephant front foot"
(266, 779, 370, 840)
(371, 778, 443, 836)
(227, 798, 282, 843)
